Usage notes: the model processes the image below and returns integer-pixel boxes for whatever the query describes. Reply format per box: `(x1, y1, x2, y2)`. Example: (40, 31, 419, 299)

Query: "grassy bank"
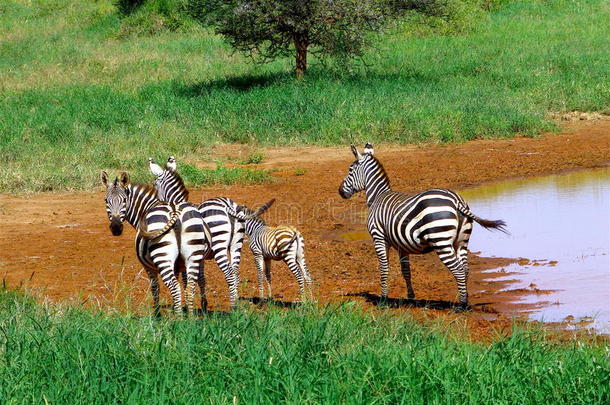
(0, 290, 607, 404)
(1, 0, 608, 191)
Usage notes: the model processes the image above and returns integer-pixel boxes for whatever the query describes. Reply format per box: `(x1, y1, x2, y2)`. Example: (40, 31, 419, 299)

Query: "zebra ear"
(364, 143, 374, 155)
(119, 171, 130, 187)
(100, 171, 110, 187)
(350, 145, 362, 161)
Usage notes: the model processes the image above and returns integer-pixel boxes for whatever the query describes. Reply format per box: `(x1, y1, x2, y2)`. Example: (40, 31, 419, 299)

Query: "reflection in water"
(461, 168, 610, 332)
(340, 231, 371, 241)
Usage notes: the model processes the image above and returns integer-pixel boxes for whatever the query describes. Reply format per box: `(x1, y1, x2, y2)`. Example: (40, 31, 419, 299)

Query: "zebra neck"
(364, 175, 391, 206)
(245, 219, 265, 237)
(125, 184, 159, 229)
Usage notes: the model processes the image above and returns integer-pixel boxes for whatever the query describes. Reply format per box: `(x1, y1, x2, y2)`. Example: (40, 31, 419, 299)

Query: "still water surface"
(461, 167, 610, 332)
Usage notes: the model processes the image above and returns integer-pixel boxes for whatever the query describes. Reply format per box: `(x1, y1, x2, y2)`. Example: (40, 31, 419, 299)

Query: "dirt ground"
(1, 118, 609, 339)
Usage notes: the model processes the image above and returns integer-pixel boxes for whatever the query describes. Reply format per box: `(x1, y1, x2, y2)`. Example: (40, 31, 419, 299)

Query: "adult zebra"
(339, 144, 507, 307)
(101, 171, 211, 315)
(149, 157, 246, 309)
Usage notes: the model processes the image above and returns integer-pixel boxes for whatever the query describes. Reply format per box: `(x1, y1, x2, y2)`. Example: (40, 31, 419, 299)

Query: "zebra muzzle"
(110, 217, 123, 236)
(339, 186, 351, 199)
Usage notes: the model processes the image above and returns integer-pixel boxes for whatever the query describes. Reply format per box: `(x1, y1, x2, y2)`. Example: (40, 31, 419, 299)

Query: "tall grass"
(0, 0, 608, 191)
(0, 289, 608, 404)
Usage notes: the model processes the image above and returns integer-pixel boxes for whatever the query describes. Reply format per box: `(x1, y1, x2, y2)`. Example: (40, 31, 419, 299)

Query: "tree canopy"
(187, 0, 445, 79)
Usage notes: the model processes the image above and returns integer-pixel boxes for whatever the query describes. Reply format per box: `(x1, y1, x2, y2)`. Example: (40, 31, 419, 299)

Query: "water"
(461, 168, 610, 332)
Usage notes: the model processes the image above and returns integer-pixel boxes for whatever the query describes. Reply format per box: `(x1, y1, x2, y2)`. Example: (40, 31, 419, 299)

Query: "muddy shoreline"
(1, 119, 609, 339)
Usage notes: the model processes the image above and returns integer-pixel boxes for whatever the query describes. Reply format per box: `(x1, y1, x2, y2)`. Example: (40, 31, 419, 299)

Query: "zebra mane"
(128, 182, 158, 199)
(162, 168, 189, 202)
(367, 154, 391, 188)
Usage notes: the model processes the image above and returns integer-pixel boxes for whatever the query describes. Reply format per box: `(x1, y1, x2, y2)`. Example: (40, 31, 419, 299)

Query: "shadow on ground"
(240, 296, 302, 308)
(344, 292, 472, 311)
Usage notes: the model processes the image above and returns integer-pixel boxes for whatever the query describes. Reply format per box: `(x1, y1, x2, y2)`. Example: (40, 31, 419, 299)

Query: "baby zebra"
(234, 200, 312, 301)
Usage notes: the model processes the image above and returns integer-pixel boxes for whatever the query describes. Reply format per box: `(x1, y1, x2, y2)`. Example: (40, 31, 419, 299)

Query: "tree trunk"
(293, 32, 309, 80)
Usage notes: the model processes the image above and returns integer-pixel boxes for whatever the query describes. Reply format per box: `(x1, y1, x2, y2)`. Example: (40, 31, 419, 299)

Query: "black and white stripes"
(339, 144, 507, 306)
(235, 200, 312, 300)
(101, 171, 210, 315)
(149, 157, 246, 309)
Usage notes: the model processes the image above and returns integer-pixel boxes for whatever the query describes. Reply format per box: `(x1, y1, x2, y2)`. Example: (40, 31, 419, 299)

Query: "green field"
(1, 0, 608, 192)
(0, 289, 607, 404)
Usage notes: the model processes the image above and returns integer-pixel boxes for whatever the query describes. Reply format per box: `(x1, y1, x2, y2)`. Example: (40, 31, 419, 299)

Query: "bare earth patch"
(1, 120, 609, 339)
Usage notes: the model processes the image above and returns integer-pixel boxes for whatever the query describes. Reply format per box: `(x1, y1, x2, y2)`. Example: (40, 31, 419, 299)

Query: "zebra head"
(101, 171, 130, 236)
(149, 156, 189, 203)
(339, 143, 376, 199)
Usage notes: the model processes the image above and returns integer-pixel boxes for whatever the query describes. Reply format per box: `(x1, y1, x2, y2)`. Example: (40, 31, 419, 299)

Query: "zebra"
(148, 157, 246, 309)
(232, 199, 313, 301)
(338, 144, 507, 308)
(101, 170, 211, 316)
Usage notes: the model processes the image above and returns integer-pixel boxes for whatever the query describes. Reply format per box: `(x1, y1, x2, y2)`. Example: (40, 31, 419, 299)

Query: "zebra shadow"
(154, 305, 231, 318)
(343, 292, 471, 311)
(240, 296, 303, 309)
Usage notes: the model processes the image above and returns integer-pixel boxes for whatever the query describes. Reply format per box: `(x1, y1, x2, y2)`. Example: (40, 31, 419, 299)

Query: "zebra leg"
(373, 238, 391, 300)
(296, 237, 312, 284)
(212, 249, 238, 310)
(398, 249, 415, 300)
(229, 223, 245, 289)
(157, 265, 183, 316)
(254, 254, 266, 299)
(184, 259, 201, 316)
(197, 261, 207, 312)
(435, 246, 469, 307)
(264, 259, 272, 299)
(144, 267, 161, 317)
(297, 245, 313, 301)
(285, 256, 306, 300)
(457, 219, 473, 280)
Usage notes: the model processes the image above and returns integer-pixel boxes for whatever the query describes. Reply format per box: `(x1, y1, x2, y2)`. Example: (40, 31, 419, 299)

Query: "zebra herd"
(101, 143, 506, 315)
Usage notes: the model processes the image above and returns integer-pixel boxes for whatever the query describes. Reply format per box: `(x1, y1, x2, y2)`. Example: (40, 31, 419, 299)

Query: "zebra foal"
(339, 144, 507, 307)
(233, 200, 313, 301)
(101, 171, 210, 315)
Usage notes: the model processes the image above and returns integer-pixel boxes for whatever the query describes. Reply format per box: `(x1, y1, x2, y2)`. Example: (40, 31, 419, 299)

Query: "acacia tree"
(187, 0, 443, 79)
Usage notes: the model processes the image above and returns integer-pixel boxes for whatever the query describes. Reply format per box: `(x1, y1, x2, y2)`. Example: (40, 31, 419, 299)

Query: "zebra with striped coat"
(148, 157, 246, 309)
(233, 200, 312, 301)
(101, 171, 211, 315)
(339, 144, 507, 307)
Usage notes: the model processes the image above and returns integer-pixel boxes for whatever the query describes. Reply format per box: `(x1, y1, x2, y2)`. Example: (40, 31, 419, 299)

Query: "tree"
(186, 0, 444, 79)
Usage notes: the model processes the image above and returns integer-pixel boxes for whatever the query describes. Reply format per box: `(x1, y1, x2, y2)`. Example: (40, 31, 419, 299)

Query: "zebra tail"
(278, 232, 299, 252)
(138, 205, 181, 240)
(226, 199, 276, 220)
(457, 203, 509, 235)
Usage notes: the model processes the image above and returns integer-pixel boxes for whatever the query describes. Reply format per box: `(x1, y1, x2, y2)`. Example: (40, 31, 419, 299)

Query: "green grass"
(0, 0, 608, 191)
(0, 289, 608, 404)
(238, 151, 265, 165)
(180, 163, 272, 186)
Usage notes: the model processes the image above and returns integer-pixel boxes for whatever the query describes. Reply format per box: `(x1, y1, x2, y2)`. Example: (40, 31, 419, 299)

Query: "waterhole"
(461, 167, 610, 332)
